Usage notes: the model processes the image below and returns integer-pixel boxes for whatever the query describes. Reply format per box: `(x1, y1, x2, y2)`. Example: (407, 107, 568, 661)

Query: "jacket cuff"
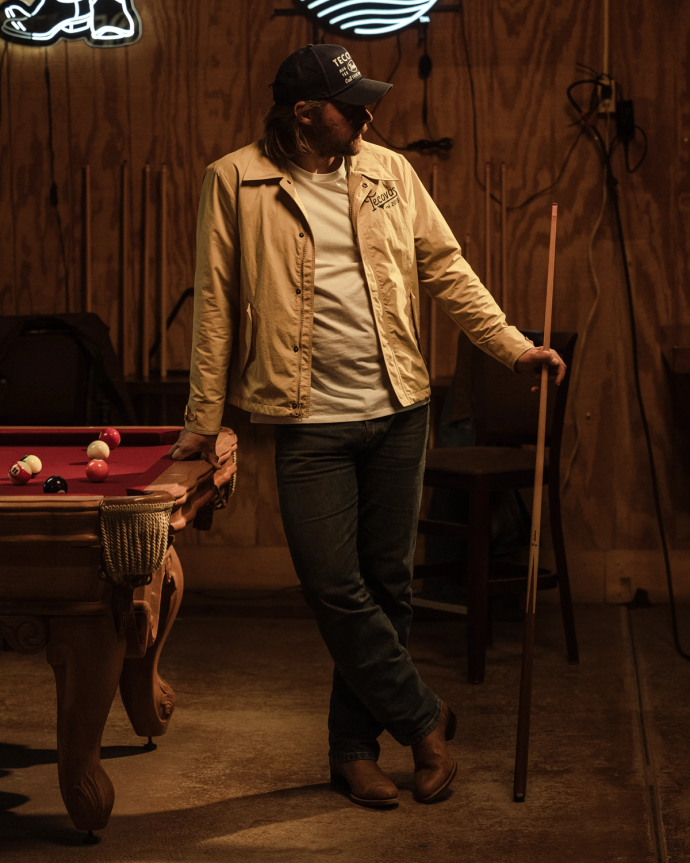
(183, 403, 223, 436)
(484, 328, 534, 372)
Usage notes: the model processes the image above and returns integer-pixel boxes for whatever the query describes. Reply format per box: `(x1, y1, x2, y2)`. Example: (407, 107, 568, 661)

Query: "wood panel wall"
(1, 0, 689, 601)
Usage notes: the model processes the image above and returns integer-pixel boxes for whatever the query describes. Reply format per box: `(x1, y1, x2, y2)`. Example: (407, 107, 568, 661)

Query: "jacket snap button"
(292, 402, 297, 409)
(293, 346, 299, 352)
(362, 182, 368, 187)
(287, 180, 292, 184)
(296, 288, 301, 295)
(299, 232, 304, 238)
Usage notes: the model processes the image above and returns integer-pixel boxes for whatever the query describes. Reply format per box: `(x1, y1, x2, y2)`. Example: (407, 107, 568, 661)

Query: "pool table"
(0, 426, 238, 838)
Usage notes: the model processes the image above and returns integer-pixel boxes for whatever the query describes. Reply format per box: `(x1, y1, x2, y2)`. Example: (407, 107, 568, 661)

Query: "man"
(170, 44, 565, 808)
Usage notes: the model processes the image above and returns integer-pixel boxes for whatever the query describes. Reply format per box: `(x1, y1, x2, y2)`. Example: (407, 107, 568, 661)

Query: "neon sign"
(0, 0, 141, 47)
(296, 0, 439, 36)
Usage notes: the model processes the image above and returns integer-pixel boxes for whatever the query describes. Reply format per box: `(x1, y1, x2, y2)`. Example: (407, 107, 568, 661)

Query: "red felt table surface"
(0, 427, 182, 497)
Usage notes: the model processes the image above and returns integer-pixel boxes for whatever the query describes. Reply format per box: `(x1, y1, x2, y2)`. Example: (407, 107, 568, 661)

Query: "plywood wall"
(1, 0, 689, 601)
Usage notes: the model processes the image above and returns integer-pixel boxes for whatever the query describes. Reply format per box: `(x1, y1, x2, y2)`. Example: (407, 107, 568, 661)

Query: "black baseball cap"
(270, 44, 392, 107)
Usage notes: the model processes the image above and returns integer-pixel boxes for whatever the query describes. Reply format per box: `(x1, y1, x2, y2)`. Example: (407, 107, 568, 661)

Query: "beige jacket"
(185, 140, 532, 434)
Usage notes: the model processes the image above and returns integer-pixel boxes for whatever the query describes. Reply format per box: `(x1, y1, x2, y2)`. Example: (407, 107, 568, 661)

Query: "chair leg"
(549, 480, 579, 664)
(486, 598, 494, 648)
(556, 565, 579, 664)
(466, 478, 491, 683)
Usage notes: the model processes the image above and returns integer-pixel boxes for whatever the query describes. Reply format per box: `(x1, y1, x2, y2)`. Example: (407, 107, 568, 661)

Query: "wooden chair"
(0, 313, 136, 426)
(414, 331, 579, 683)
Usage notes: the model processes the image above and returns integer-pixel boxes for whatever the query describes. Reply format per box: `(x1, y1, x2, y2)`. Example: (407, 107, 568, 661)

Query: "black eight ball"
(43, 475, 69, 494)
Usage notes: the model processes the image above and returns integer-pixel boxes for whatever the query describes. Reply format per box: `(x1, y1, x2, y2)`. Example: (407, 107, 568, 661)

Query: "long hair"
(261, 101, 328, 165)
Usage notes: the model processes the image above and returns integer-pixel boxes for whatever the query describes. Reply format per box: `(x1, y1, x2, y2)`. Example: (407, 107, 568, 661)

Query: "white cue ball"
(86, 440, 110, 460)
(20, 454, 42, 475)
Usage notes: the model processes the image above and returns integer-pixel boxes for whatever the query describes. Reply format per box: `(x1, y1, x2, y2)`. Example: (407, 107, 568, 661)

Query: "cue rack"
(81, 161, 171, 382)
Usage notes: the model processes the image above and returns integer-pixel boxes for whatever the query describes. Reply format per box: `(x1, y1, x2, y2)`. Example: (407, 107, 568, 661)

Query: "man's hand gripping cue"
(514, 347, 566, 392)
(168, 428, 221, 469)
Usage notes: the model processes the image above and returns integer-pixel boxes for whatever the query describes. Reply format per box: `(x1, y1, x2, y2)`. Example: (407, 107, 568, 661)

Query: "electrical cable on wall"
(458, 2, 585, 211)
(564, 71, 688, 661)
(370, 33, 402, 117)
(455, 8, 679, 659)
(561, 114, 609, 490)
(43, 50, 70, 314)
(369, 23, 453, 153)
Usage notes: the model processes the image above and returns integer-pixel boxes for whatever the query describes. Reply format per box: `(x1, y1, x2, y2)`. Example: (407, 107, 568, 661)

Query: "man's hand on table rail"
(514, 347, 566, 392)
(168, 429, 220, 470)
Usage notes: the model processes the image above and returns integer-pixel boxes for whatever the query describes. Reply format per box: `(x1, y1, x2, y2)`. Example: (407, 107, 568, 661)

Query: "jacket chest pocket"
(361, 185, 413, 271)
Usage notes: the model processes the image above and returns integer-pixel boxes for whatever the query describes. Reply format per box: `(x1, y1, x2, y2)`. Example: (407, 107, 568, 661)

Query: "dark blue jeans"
(274, 404, 441, 762)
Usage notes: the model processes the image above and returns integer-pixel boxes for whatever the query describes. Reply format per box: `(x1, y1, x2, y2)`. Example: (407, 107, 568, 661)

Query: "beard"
(308, 113, 366, 158)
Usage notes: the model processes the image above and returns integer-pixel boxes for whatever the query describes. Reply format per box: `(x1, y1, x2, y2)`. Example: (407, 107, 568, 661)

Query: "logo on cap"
(332, 50, 362, 87)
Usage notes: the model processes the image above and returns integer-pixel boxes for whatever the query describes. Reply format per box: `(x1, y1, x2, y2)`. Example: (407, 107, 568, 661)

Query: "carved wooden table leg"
(119, 546, 184, 739)
(46, 613, 126, 833)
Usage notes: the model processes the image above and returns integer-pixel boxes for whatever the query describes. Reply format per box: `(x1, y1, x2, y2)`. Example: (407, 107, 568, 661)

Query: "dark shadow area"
(0, 782, 345, 849)
(0, 743, 151, 770)
(0, 792, 29, 811)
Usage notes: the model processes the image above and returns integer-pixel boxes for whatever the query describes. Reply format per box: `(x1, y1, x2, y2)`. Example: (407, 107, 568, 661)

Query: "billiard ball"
(86, 440, 110, 460)
(85, 459, 109, 482)
(43, 475, 68, 494)
(8, 461, 32, 485)
(99, 428, 121, 449)
(20, 454, 42, 476)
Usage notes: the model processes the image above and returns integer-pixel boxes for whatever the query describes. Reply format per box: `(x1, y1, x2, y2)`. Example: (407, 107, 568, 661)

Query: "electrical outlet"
(597, 77, 616, 114)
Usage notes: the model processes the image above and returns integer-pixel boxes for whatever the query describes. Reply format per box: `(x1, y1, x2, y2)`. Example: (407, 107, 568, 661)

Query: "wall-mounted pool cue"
(500, 161, 506, 310)
(429, 163, 439, 381)
(141, 163, 151, 378)
(120, 160, 130, 376)
(513, 202, 558, 803)
(159, 163, 168, 380)
(485, 162, 491, 294)
(83, 165, 92, 313)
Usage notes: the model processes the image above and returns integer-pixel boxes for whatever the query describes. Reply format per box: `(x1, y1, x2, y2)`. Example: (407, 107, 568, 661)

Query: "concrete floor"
(1, 601, 689, 862)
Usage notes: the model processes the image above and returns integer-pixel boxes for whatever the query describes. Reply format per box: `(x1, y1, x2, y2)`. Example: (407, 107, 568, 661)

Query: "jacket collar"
(348, 144, 399, 182)
(242, 141, 399, 183)
(242, 143, 286, 182)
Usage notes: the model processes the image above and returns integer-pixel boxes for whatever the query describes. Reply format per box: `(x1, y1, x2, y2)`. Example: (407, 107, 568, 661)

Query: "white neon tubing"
(330, 7, 433, 24)
(300, 0, 439, 34)
(318, 0, 436, 12)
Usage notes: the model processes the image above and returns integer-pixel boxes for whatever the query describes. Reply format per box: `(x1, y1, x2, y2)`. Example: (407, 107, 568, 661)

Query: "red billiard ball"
(99, 428, 121, 449)
(8, 461, 32, 485)
(85, 459, 109, 482)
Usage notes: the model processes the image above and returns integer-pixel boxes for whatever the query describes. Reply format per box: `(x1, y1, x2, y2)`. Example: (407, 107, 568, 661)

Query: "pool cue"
(429, 163, 439, 382)
(160, 164, 168, 380)
(464, 233, 471, 264)
(485, 162, 491, 294)
(120, 160, 130, 376)
(83, 165, 92, 313)
(501, 162, 506, 310)
(513, 202, 558, 803)
(142, 164, 151, 378)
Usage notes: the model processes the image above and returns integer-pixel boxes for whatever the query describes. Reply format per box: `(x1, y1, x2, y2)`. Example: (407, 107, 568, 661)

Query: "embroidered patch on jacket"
(366, 186, 399, 211)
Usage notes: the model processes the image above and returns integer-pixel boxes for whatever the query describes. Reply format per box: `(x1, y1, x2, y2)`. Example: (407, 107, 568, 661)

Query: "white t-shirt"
(251, 158, 416, 425)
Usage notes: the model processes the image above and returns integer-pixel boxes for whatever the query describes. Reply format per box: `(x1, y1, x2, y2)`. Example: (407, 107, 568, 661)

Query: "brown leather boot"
(411, 702, 458, 802)
(329, 758, 399, 808)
